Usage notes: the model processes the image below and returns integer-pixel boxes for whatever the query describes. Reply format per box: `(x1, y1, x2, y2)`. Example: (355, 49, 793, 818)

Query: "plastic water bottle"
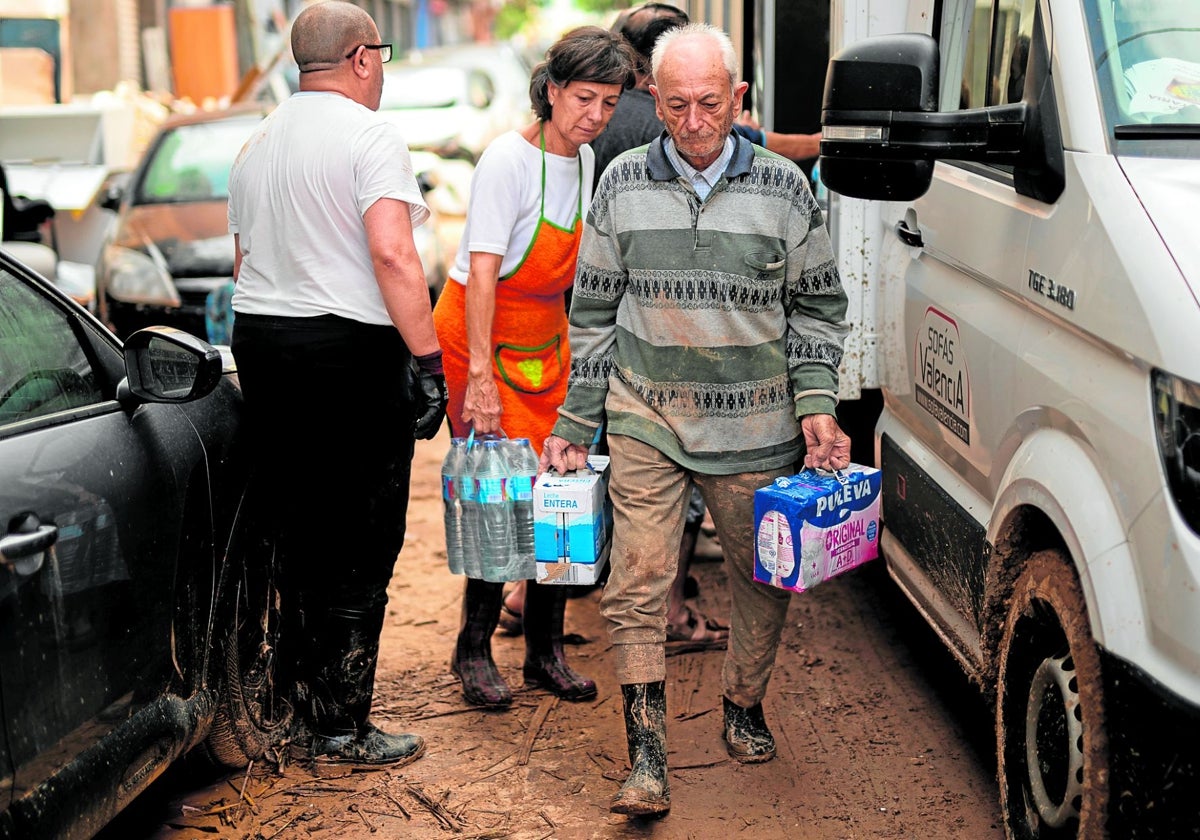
(503, 438, 538, 580)
(476, 440, 515, 582)
(459, 442, 484, 579)
(441, 437, 468, 575)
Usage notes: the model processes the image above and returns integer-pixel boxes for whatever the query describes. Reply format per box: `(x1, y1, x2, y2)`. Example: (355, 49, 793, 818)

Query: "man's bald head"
(292, 1, 378, 72)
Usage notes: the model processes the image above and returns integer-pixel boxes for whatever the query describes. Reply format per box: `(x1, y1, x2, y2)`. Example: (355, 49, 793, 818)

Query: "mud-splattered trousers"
(601, 434, 793, 708)
(231, 312, 416, 736)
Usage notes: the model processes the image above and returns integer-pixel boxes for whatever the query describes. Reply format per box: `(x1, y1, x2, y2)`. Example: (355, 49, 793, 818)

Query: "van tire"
(996, 549, 1109, 839)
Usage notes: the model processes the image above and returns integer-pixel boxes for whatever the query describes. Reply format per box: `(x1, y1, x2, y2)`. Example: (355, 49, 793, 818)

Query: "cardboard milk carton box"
(753, 464, 882, 593)
(534, 455, 612, 585)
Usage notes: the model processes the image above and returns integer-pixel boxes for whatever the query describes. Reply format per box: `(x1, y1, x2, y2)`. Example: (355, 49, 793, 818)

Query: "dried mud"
(103, 428, 1003, 840)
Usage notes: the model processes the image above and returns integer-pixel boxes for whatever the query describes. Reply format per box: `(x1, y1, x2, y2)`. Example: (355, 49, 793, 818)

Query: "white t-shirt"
(228, 91, 429, 325)
(447, 130, 594, 284)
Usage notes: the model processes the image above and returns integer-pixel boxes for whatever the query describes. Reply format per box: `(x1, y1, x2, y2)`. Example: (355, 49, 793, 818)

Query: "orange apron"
(434, 130, 583, 456)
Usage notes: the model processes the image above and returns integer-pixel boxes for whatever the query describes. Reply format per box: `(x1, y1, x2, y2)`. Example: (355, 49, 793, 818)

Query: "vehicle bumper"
(1102, 650, 1200, 836)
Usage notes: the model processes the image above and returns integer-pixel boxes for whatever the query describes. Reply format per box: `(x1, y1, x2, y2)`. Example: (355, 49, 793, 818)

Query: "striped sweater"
(552, 132, 848, 475)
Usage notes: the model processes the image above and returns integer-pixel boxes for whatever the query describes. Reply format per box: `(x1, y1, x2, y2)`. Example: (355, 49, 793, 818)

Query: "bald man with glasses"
(228, 0, 445, 772)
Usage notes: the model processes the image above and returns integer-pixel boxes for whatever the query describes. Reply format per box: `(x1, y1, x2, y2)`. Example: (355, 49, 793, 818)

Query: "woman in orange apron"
(432, 28, 635, 708)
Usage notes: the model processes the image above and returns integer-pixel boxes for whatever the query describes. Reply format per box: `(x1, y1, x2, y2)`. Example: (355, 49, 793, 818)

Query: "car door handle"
(0, 523, 58, 575)
(895, 218, 924, 248)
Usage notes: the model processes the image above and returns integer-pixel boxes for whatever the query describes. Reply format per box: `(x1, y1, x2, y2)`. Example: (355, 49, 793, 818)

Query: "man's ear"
(650, 84, 663, 121)
(350, 47, 370, 80)
(732, 80, 749, 113)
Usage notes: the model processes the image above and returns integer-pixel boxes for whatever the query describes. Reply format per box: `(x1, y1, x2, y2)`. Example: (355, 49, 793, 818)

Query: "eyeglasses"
(345, 43, 393, 63)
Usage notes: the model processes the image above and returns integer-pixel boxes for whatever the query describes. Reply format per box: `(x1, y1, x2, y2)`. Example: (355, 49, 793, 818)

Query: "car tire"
(996, 549, 1110, 839)
(204, 516, 293, 769)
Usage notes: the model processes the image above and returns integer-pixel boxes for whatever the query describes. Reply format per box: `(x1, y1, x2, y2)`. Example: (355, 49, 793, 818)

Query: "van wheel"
(204, 533, 293, 768)
(996, 550, 1109, 839)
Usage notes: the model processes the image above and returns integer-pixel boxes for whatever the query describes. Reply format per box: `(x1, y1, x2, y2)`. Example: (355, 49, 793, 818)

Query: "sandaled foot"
(665, 604, 729, 652)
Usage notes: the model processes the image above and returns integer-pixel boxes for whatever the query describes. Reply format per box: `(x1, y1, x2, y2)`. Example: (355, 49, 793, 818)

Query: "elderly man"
(541, 23, 850, 816)
(228, 1, 445, 771)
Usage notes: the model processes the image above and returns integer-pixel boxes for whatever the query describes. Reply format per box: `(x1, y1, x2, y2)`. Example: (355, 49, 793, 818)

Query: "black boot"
(722, 696, 776, 763)
(451, 578, 513, 707)
(611, 681, 670, 816)
(299, 601, 424, 770)
(522, 580, 597, 701)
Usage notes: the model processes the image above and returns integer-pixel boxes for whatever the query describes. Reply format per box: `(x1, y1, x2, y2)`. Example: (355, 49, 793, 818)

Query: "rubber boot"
(522, 580, 597, 701)
(722, 696, 776, 763)
(611, 681, 670, 816)
(300, 602, 424, 770)
(451, 578, 513, 707)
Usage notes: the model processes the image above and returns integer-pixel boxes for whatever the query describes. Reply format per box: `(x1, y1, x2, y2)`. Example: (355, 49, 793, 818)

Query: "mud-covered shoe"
(722, 697, 776, 763)
(307, 724, 425, 770)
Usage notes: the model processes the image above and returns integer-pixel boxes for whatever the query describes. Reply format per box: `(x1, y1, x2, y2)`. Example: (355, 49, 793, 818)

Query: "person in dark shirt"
(591, 2, 820, 191)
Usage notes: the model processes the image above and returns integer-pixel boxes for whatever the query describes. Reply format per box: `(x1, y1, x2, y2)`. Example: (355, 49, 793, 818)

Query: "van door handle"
(895, 218, 924, 247)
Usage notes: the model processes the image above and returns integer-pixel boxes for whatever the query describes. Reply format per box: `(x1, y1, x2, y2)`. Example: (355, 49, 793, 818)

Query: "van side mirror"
(819, 34, 940, 201)
(819, 33, 1027, 201)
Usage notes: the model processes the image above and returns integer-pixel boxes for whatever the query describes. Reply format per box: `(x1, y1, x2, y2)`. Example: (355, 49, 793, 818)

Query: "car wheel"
(996, 549, 1110, 839)
(205, 515, 293, 768)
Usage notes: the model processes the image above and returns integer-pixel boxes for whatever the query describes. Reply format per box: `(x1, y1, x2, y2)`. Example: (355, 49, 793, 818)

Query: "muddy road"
(100, 428, 1003, 839)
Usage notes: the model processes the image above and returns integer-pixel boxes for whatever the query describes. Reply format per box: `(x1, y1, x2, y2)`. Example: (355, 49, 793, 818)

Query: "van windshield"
(1087, 0, 1200, 137)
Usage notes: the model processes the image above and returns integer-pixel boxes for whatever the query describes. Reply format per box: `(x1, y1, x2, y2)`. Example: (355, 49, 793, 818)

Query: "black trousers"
(232, 312, 416, 733)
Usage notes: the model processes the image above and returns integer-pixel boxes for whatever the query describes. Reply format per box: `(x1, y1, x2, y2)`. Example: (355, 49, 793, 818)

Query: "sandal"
(665, 604, 729, 652)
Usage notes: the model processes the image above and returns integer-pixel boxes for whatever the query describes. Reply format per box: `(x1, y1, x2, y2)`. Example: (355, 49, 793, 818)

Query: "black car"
(0, 248, 290, 839)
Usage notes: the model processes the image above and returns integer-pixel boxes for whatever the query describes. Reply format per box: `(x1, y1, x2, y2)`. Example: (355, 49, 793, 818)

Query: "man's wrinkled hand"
(410, 362, 449, 440)
(801, 413, 852, 471)
(539, 434, 590, 475)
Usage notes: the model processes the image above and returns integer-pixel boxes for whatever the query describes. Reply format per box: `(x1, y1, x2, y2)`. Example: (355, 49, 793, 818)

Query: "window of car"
(1085, 0, 1200, 138)
(939, 0, 1036, 111)
(936, 0, 1037, 178)
(0, 272, 103, 428)
(136, 116, 263, 205)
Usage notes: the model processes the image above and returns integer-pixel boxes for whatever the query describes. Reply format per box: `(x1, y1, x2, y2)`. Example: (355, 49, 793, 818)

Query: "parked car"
(379, 42, 533, 161)
(97, 105, 447, 342)
(0, 247, 288, 839)
(95, 105, 268, 343)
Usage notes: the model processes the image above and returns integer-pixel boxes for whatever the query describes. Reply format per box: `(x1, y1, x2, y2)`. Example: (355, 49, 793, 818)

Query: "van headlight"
(102, 245, 181, 306)
(1153, 370, 1200, 534)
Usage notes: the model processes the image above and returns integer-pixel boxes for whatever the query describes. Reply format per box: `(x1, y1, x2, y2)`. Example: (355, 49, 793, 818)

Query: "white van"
(818, 0, 1200, 836)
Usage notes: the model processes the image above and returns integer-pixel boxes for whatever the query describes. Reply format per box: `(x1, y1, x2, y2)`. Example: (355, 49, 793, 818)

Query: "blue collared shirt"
(663, 135, 735, 201)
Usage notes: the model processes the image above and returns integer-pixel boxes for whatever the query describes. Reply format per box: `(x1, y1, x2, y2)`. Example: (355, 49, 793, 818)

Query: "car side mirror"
(119, 326, 224, 406)
(99, 181, 124, 213)
(819, 33, 1028, 201)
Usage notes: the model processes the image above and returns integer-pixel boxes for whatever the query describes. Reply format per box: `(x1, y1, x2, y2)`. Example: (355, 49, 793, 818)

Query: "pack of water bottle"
(441, 432, 538, 582)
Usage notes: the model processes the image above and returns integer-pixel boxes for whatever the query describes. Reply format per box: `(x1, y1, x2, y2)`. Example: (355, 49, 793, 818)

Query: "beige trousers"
(599, 434, 794, 708)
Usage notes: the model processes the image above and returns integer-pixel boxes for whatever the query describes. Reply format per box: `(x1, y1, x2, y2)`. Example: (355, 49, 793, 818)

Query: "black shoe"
(302, 723, 425, 770)
(722, 697, 776, 763)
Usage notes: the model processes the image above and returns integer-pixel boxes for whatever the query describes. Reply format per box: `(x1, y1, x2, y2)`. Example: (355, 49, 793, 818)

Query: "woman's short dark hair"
(530, 26, 637, 121)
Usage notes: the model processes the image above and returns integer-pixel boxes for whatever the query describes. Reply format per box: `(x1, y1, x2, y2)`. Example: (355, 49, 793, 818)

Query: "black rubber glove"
(409, 350, 448, 440)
